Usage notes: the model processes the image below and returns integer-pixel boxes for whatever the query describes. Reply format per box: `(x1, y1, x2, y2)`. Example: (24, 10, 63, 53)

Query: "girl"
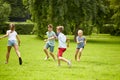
(75, 30, 86, 61)
(56, 26, 71, 67)
(0, 23, 22, 65)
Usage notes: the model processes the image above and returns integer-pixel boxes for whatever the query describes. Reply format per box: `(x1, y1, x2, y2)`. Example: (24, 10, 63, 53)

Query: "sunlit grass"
(0, 34, 120, 80)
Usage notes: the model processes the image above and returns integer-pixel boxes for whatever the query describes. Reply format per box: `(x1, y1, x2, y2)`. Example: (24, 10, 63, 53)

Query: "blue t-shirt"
(76, 36, 86, 48)
(46, 31, 56, 46)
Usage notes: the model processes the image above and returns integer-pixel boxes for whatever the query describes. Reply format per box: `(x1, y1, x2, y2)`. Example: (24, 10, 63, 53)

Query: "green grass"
(0, 34, 120, 80)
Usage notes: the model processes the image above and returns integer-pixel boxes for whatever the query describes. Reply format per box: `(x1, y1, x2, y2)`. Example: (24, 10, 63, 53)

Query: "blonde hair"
(78, 30, 83, 34)
(57, 26, 64, 32)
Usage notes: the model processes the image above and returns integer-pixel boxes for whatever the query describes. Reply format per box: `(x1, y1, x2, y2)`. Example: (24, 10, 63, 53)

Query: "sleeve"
(15, 31, 18, 35)
(53, 32, 57, 38)
(6, 30, 10, 35)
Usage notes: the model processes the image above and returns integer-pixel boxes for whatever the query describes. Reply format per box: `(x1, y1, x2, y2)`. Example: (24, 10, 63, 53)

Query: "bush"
(111, 28, 120, 36)
(1, 22, 34, 34)
(100, 24, 114, 34)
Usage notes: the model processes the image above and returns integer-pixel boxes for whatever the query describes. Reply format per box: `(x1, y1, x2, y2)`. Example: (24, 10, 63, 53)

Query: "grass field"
(0, 34, 120, 80)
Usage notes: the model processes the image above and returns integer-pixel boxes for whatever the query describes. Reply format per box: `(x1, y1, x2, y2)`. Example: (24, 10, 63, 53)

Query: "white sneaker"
(44, 57, 49, 60)
(68, 60, 72, 68)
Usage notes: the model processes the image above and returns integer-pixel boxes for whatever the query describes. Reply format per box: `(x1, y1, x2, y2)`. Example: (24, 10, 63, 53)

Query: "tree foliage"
(0, 0, 11, 24)
(23, 0, 113, 38)
(110, 0, 120, 29)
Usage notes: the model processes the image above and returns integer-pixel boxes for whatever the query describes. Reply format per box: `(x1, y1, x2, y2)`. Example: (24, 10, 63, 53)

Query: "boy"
(0, 23, 22, 65)
(75, 30, 86, 61)
(56, 26, 71, 67)
(44, 24, 56, 60)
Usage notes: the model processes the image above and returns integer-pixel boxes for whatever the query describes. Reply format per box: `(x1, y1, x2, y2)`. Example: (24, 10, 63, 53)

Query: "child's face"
(78, 32, 83, 36)
(10, 24, 15, 30)
(48, 26, 52, 31)
(56, 28, 60, 33)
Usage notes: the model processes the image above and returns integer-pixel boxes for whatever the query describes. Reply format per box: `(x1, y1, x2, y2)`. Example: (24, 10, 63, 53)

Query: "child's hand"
(44, 39, 48, 42)
(0, 37, 2, 40)
(67, 44, 69, 48)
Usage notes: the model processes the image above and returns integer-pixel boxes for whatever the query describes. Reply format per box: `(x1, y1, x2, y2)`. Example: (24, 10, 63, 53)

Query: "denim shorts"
(8, 40, 18, 46)
(44, 43, 54, 52)
(77, 45, 84, 49)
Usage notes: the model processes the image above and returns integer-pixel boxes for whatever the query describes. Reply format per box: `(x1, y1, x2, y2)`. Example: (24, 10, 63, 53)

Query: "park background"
(0, 0, 120, 80)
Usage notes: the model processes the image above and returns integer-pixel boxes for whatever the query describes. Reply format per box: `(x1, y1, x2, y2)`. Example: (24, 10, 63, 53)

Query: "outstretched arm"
(16, 35, 21, 46)
(0, 32, 8, 40)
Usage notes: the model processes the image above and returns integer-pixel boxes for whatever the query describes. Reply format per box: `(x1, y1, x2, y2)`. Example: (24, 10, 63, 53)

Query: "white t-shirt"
(7, 30, 17, 40)
(58, 33, 67, 48)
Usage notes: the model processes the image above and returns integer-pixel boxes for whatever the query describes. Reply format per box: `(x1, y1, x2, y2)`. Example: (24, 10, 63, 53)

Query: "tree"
(23, 0, 109, 39)
(4, 0, 30, 21)
(110, 0, 120, 35)
(0, 0, 11, 33)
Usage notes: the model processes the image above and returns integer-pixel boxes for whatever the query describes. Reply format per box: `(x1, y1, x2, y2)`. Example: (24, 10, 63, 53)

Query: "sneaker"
(44, 57, 49, 60)
(19, 57, 22, 65)
(68, 60, 72, 68)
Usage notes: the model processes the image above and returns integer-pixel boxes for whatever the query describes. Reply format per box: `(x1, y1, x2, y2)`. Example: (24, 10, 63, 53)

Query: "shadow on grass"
(87, 39, 120, 44)
(69, 39, 120, 44)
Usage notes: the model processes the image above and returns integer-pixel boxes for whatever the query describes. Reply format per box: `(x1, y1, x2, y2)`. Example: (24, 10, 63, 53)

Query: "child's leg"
(58, 57, 69, 63)
(44, 43, 49, 59)
(6, 46, 12, 64)
(50, 52, 56, 60)
(78, 48, 83, 61)
(75, 49, 79, 61)
(57, 48, 71, 67)
(44, 48, 49, 59)
(13, 45, 22, 65)
(58, 58, 60, 66)
(49, 46, 56, 60)
(13, 45, 21, 57)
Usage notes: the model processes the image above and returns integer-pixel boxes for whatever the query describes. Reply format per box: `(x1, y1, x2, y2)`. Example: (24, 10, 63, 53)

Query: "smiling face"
(78, 30, 83, 37)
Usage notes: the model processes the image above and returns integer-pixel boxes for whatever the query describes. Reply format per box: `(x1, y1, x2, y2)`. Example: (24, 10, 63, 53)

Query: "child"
(56, 26, 71, 67)
(44, 24, 56, 61)
(0, 23, 22, 65)
(75, 30, 86, 61)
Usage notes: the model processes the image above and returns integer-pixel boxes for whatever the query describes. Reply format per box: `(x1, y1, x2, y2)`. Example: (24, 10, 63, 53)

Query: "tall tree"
(110, 0, 120, 30)
(0, 0, 11, 33)
(4, 0, 29, 21)
(23, 0, 108, 38)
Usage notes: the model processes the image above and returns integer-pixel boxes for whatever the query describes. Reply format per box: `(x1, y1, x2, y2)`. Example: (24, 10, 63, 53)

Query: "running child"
(0, 23, 22, 65)
(44, 24, 56, 60)
(75, 30, 86, 61)
(56, 26, 71, 67)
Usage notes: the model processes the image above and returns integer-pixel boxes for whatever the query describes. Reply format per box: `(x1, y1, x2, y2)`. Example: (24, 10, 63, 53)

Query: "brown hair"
(10, 23, 15, 31)
(48, 24, 53, 28)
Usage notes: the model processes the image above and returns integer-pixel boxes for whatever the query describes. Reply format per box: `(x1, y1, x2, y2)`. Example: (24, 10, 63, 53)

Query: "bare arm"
(66, 38, 70, 48)
(84, 39, 87, 46)
(16, 35, 21, 46)
(0, 32, 8, 40)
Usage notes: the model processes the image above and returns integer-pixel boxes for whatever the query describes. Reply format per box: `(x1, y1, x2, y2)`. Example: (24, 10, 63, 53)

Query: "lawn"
(0, 34, 120, 80)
